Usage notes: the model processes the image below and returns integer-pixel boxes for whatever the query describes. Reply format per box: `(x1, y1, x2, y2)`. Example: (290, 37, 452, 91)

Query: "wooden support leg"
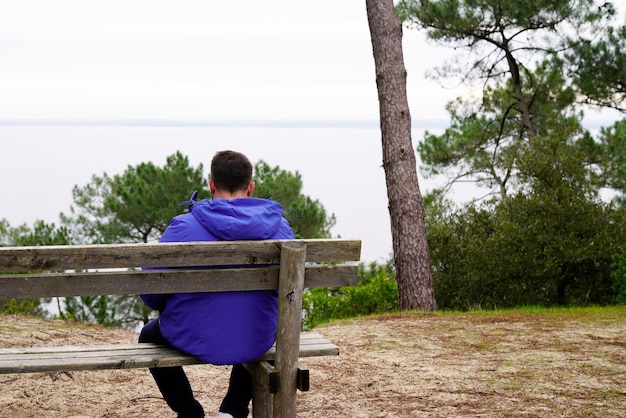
(274, 241, 307, 418)
(245, 361, 274, 418)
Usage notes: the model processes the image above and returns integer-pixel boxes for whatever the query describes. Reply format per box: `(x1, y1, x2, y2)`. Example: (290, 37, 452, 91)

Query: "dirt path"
(1, 308, 624, 417)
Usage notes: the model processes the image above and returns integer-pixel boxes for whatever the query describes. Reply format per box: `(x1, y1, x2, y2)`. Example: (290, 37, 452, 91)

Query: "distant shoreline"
(0, 117, 615, 130)
(0, 119, 432, 128)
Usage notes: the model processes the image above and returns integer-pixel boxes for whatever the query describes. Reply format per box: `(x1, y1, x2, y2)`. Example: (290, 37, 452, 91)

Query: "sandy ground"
(0, 308, 625, 417)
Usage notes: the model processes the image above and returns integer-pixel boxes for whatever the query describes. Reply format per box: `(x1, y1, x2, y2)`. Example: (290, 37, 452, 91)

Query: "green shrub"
(0, 298, 47, 317)
(611, 249, 626, 304)
(302, 262, 399, 329)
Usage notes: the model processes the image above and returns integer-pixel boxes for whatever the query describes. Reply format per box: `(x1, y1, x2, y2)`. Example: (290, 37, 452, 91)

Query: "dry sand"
(0, 308, 624, 417)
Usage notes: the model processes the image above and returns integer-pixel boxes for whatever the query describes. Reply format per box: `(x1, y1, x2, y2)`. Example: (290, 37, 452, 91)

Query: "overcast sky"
(0, 0, 460, 122)
(2, 1, 622, 122)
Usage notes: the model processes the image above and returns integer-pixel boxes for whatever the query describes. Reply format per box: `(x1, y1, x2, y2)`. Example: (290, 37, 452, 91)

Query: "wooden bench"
(0, 238, 361, 417)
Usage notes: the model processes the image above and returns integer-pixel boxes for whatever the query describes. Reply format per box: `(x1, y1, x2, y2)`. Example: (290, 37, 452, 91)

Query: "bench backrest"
(0, 239, 361, 299)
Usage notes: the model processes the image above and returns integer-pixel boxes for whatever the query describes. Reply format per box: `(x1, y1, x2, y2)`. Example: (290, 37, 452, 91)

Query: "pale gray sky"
(0, 0, 456, 122)
(0, 0, 460, 263)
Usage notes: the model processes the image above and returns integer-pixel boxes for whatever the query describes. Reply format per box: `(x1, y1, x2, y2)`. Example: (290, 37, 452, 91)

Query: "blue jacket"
(140, 196, 294, 365)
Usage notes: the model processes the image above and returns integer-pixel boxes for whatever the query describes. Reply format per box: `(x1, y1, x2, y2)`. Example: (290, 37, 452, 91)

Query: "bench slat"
(0, 265, 358, 299)
(0, 239, 361, 273)
(0, 332, 331, 356)
(0, 333, 338, 374)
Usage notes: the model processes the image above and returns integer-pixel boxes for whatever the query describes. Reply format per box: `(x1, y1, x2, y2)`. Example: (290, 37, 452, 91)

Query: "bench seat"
(0, 332, 336, 375)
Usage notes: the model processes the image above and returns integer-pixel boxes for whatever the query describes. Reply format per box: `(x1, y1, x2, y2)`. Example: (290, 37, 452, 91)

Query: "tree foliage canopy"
(61, 151, 207, 244)
(399, 0, 626, 309)
(399, 0, 623, 199)
(596, 119, 626, 204)
(252, 161, 335, 239)
(565, 23, 626, 110)
(396, 0, 614, 90)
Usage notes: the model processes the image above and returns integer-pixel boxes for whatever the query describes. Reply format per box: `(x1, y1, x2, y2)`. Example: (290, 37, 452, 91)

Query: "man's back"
(141, 196, 294, 364)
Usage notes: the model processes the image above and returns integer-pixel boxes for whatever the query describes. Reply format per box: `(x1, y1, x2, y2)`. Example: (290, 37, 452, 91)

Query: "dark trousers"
(139, 319, 252, 418)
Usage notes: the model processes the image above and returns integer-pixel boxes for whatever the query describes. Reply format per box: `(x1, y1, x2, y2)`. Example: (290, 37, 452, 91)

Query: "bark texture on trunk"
(365, 0, 437, 311)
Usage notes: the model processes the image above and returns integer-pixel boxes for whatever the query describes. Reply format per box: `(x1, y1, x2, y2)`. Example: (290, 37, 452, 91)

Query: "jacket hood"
(190, 197, 287, 241)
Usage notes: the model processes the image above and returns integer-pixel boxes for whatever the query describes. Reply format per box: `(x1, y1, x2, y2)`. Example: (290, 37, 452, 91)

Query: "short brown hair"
(210, 150, 253, 193)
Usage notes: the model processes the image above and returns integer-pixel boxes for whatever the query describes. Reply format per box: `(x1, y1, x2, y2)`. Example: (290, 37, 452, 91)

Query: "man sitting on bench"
(139, 150, 295, 418)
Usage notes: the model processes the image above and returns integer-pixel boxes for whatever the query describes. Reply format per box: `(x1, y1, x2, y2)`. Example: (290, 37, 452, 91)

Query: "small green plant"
(302, 261, 399, 329)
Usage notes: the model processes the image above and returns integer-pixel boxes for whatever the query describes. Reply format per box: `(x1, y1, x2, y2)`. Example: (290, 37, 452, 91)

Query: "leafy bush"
(612, 249, 626, 304)
(426, 187, 625, 310)
(0, 298, 47, 317)
(302, 262, 399, 329)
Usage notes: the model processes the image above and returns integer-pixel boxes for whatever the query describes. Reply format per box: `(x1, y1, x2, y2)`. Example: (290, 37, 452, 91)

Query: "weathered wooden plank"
(0, 333, 336, 357)
(0, 265, 358, 299)
(0, 350, 198, 373)
(274, 241, 307, 417)
(0, 239, 361, 273)
(304, 265, 359, 288)
(260, 342, 339, 360)
(246, 361, 274, 418)
(0, 333, 338, 374)
(245, 360, 278, 394)
(0, 267, 278, 299)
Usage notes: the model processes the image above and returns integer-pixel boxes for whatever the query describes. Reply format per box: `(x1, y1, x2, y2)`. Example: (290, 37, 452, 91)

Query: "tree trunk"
(503, 47, 536, 138)
(365, 0, 437, 311)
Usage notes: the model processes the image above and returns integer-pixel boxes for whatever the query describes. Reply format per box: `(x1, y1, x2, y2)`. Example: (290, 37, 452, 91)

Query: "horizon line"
(0, 117, 616, 129)
(0, 118, 449, 129)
